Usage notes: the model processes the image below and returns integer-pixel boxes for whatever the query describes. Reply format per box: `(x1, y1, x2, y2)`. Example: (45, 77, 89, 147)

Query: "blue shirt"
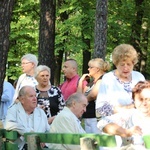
(0, 81, 15, 120)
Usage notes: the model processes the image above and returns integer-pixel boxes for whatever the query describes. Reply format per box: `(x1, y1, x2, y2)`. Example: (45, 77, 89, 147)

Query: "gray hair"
(66, 92, 86, 107)
(66, 59, 78, 70)
(34, 65, 51, 78)
(18, 86, 31, 97)
(21, 54, 38, 67)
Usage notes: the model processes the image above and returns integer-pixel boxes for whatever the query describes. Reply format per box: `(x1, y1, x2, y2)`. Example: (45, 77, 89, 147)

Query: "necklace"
(113, 71, 132, 94)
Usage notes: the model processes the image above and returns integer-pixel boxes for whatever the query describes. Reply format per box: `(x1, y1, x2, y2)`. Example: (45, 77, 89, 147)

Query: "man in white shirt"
(49, 92, 88, 150)
(4, 86, 50, 150)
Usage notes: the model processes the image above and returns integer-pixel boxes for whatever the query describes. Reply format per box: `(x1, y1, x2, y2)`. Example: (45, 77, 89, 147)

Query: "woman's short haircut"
(112, 44, 138, 66)
(132, 80, 150, 100)
(21, 54, 38, 67)
(34, 65, 51, 78)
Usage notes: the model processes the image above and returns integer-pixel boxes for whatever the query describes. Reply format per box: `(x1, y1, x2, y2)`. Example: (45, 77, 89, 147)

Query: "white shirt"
(12, 74, 37, 104)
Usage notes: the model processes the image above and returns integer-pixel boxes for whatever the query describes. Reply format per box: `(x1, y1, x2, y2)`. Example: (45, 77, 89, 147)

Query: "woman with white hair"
(35, 65, 65, 124)
(12, 53, 38, 103)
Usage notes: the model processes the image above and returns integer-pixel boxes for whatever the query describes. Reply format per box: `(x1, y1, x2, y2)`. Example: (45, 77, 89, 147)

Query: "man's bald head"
(62, 59, 78, 78)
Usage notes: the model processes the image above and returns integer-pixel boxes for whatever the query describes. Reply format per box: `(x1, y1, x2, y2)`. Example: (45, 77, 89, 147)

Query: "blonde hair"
(88, 58, 110, 72)
(112, 44, 138, 66)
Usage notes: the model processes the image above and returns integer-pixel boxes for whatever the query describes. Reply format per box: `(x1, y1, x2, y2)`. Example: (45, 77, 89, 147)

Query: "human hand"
(80, 74, 90, 81)
(48, 116, 56, 124)
(38, 104, 45, 110)
(126, 103, 135, 109)
(40, 143, 46, 148)
(127, 126, 142, 137)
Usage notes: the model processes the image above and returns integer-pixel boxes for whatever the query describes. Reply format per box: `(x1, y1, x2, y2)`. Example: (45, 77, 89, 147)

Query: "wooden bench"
(24, 132, 117, 150)
(143, 135, 150, 149)
(1, 129, 117, 150)
(0, 129, 18, 150)
(1, 128, 150, 150)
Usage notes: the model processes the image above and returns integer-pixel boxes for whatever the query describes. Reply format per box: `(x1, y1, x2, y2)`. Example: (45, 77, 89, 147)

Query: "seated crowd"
(1, 44, 150, 150)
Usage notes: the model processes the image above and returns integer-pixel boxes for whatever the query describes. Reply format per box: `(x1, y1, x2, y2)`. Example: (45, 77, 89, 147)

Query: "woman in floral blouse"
(97, 80, 150, 149)
(96, 44, 145, 117)
(35, 65, 65, 124)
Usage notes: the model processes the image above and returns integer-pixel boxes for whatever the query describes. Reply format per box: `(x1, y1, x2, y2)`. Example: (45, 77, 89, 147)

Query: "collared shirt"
(26, 113, 34, 131)
(5, 102, 50, 135)
(49, 106, 85, 150)
(59, 74, 80, 101)
(50, 106, 85, 133)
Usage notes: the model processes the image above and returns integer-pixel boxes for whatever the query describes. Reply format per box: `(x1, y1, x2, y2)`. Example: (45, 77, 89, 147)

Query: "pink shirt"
(59, 75, 80, 101)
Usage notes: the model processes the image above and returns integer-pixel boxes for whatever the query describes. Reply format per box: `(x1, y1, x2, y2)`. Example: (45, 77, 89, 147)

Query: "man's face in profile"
(73, 97, 88, 118)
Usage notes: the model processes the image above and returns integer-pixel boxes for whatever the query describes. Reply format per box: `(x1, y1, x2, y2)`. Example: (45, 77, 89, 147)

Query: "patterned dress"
(36, 85, 65, 117)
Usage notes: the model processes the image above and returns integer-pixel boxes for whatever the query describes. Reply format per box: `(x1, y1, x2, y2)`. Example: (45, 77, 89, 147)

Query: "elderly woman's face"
(116, 58, 134, 79)
(36, 70, 50, 86)
(21, 59, 34, 74)
(134, 88, 150, 116)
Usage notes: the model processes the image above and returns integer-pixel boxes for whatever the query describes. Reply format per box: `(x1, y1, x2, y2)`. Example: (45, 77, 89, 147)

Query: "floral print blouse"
(36, 85, 65, 117)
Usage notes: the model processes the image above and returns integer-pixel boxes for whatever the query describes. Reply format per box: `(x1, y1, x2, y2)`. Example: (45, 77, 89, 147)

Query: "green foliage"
(6, 0, 150, 80)
(55, 0, 95, 55)
(7, 0, 40, 81)
(107, 1, 135, 48)
(55, 0, 96, 80)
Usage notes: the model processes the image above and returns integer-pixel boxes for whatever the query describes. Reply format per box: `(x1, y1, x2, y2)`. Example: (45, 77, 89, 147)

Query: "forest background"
(0, 0, 150, 99)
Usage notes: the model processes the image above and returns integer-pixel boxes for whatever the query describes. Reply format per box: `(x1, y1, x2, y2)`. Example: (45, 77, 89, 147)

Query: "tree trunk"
(0, 0, 15, 101)
(38, 0, 56, 84)
(82, 39, 91, 74)
(54, 50, 64, 86)
(140, 18, 149, 78)
(54, 0, 69, 86)
(130, 0, 145, 72)
(94, 0, 108, 60)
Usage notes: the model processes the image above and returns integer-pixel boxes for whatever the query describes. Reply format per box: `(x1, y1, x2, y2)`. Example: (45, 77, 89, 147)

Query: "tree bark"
(82, 39, 91, 74)
(0, 0, 15, 101)
(94, 0, 108, 60)
(54, 50, 64, 86)
(54, 0, 69, 86)
(130, 0, 145, 72)
(38, 0, 56, 84)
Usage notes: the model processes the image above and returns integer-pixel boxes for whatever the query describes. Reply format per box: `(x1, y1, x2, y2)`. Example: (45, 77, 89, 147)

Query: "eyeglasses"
(88, 66, 96, 69)
(21, 62, 32, 65)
